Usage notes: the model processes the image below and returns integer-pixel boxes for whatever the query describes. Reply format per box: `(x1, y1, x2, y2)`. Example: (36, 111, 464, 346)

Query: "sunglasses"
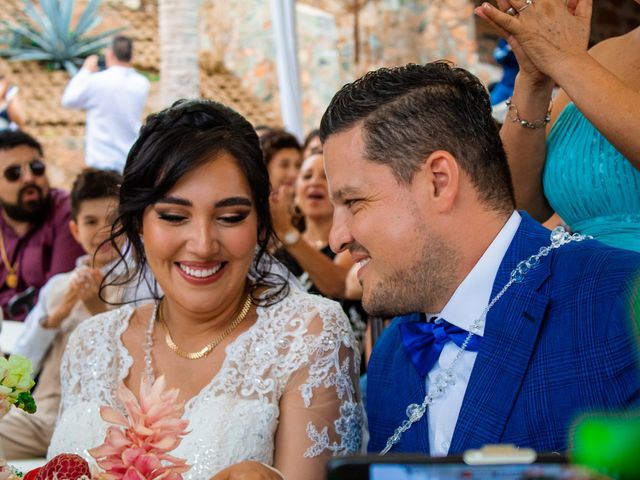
(3, 159, 46, 183)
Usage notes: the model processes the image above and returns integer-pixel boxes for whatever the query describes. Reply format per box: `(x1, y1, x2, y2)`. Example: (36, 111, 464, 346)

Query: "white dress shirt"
(15, 256, 92, 373)
(427, 211, 521, 455)
(61, 66, 150, 172)
(15, 255, 157, 373)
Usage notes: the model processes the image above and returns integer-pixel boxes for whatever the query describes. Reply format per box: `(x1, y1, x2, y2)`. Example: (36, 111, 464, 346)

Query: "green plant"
(0, 0, 123, 75)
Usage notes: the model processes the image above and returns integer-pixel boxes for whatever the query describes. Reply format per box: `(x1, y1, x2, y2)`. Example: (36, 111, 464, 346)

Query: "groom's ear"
(416, 150, 459, 214)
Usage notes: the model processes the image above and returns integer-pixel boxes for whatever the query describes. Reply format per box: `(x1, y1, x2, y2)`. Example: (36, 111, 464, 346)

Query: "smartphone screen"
(370, 462, 599, 480)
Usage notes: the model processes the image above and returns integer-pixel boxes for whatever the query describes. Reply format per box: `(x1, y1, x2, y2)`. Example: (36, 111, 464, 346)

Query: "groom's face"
(324, 125, 458, 317)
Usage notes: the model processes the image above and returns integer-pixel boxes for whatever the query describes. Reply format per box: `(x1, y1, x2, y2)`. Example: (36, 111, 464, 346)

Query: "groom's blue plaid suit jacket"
(367, 212, 640, 454)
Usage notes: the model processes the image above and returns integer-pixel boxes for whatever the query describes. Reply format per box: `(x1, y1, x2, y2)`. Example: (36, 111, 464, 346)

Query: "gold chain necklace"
(158, 293, 253, 360)
(0, 227, 18, 289)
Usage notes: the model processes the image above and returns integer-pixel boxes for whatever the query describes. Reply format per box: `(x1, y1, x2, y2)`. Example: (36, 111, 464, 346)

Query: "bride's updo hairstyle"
(104, 99, 288, 305)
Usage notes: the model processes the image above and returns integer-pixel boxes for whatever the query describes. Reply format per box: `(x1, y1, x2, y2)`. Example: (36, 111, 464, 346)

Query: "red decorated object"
(29, 454, 91, 479)
(22, 468, 40, 480)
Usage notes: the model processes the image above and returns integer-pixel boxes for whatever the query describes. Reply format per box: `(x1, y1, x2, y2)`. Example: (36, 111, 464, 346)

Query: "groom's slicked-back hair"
(319, 61, 515, 214)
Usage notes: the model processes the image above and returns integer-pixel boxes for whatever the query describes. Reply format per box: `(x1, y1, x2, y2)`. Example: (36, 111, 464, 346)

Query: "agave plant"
(0, 0, 123, 75)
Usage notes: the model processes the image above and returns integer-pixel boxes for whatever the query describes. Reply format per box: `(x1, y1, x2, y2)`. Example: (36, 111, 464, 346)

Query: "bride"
(48, 100, 363, 479)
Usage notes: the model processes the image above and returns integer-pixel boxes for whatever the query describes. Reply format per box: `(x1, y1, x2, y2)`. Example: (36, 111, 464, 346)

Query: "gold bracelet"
(506, 98, 552, 129)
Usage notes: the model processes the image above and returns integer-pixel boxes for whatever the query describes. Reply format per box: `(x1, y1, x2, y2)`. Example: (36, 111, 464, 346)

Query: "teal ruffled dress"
(543, 103, 640, 252)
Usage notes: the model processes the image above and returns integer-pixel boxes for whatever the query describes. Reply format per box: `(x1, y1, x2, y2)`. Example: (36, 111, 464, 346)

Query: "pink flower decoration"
(89, 376, 190, 480)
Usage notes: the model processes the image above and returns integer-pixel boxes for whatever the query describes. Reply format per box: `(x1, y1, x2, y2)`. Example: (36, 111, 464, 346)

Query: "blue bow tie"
(399, 315, 482, 377)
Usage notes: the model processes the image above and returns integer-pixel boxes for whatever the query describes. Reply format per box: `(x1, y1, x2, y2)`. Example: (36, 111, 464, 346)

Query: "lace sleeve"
(272, 296, 364, 480)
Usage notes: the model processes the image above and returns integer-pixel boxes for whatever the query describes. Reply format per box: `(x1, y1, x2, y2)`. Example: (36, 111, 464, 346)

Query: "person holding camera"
(61, 35, 150, 173)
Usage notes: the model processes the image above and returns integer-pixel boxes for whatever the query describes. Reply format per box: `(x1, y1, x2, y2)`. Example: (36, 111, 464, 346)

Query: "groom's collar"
(491, 211, 555, 298)
(436, 211, 521, 336)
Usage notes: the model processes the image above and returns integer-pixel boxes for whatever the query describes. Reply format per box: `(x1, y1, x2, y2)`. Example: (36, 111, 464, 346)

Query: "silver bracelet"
(260, 463, 286, 480)
(506, 98, 552, 129)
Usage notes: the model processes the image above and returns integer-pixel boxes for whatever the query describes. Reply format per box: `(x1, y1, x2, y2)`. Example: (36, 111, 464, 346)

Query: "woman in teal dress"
(543, 102, 640, 251)
(476, 0, 640, 252)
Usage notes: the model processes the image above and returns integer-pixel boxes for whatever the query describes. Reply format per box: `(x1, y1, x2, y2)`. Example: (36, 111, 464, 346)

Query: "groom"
(320, 62, 640, 455)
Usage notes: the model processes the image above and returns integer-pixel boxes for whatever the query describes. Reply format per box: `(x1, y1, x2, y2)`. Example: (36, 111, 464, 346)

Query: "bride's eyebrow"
(214, 197, 253, 208)
(155, 196, 253, 208)
(156, 196, 191, 206)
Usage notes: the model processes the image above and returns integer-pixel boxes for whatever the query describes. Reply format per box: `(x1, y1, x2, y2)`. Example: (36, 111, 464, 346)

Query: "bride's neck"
(160, 289, 249, 337)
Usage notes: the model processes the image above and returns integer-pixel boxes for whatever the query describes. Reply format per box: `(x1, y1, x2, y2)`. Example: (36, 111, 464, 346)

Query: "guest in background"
(271, 152, 367, 348)
(61, 35, 149, 173)
(489, 38, 519, 106)
(477, 0, 640, 251)
(259, 128, 302, 194)
(0, 168, 125, 459)
(0, 130, 83, 320)
(0, 72, 26, 131)
(302, 128, 322, 159)
(254, 124, 273, 140)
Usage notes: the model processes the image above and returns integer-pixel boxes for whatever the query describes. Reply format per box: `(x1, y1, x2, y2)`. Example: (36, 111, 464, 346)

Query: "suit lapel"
(449, 213, 552, 453)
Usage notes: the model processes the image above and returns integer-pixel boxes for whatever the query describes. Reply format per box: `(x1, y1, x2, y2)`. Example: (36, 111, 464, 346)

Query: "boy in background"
(0, 168, 123, 458)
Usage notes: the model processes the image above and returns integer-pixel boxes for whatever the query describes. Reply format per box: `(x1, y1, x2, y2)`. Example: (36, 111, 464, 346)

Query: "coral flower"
(89, 376, 190, 480)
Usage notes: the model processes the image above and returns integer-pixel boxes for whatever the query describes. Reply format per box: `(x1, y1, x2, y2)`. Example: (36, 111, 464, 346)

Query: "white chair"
(6, 458, 47, 473)
(0, 319, 25, 355)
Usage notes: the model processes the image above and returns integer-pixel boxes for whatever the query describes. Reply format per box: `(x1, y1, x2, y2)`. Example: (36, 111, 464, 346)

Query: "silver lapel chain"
(380, 226, 591, 454)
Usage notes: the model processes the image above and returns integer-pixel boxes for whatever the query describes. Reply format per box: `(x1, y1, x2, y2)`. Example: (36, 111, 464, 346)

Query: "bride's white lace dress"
(48, 288, 363, 479)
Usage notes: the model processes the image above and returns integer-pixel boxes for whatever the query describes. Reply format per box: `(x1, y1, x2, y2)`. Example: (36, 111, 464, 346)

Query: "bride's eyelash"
(156, 211, 250, 225)
(220, 211, 250, 224)
(157, 212, 186, 223)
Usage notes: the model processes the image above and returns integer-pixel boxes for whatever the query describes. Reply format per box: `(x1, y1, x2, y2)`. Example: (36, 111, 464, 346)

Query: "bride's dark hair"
(103, 99, 288, 305)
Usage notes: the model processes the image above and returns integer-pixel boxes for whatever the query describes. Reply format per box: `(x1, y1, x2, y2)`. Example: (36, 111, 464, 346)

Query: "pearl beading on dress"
(144, 301, 160, 381)
(381, 226, 592, 454)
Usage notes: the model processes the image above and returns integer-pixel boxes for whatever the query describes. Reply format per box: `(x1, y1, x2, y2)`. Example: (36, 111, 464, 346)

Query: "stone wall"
(203, 0, 490, 134)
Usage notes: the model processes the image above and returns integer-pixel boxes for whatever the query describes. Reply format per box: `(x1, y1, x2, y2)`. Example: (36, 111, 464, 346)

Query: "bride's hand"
(211, 461, 285, 480)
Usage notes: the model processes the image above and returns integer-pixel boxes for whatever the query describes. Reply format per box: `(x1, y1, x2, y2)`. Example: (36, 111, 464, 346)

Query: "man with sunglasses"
(0, 130, 84, 321)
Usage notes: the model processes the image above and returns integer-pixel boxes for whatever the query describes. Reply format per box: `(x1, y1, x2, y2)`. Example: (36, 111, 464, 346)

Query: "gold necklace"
(158, 293, 253, 360)
(0, 227, 18, 289)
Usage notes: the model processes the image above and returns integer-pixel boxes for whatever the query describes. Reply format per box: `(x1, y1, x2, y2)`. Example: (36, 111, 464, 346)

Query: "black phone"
(97, 55, 106, 71)
(7, 286, 36, 319)
(327, 450, 608, 480)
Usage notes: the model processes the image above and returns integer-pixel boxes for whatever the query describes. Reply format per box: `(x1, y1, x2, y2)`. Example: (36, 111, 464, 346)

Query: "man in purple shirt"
(0, 130, 84, 320)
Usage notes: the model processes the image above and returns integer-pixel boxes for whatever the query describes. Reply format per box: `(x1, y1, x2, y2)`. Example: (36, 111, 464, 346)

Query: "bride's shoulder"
(278, 288, 343, 314)
(267, 289, 352, 337)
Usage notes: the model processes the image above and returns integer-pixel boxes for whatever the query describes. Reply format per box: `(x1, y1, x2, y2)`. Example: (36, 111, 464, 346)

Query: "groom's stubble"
(364, 224, 460, 318)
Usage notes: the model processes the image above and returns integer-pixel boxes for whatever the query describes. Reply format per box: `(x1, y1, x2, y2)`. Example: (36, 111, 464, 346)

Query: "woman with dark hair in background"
(48, 100, 363, 480)
(271, 152, 367, 351)
(259, 128, 303, 195)
(302, 128, 322, 159)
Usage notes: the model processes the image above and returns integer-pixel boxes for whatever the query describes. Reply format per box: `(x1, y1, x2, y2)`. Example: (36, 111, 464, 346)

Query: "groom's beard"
(363, 228, 459, 318)
(1, 185, 50, 225)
